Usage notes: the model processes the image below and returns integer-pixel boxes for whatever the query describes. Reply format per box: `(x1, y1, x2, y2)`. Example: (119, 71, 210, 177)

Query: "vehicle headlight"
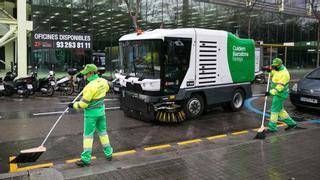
(291, 83, 298, 92)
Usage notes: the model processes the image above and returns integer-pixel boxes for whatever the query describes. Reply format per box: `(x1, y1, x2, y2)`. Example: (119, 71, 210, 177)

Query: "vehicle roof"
(119, 28, 228, 41)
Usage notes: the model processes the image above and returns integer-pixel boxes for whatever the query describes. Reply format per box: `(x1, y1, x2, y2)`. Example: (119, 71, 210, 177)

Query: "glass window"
(120, 40, 162, 79)
(306, 68, 320, 79)
(163, 37, 191, 94)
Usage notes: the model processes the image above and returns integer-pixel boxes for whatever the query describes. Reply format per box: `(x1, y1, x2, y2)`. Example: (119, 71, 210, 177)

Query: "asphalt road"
(0, 83, 319, 173)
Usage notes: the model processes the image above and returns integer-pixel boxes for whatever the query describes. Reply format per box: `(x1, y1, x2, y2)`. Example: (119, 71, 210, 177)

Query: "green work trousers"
(81, 115, 113, 163)
(268, 95, 297, 132)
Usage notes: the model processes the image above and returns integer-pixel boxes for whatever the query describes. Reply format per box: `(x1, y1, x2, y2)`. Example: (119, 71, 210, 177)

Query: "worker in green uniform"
(68, 64, 112, 167)
(264, 58, 297, 132)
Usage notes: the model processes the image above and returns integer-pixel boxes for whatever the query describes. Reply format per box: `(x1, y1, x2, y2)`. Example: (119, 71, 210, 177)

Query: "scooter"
(254, 71, 266, 84)
(73, 66, 105, 93)
(36, 70, 56, 96)
(0, 68, 17, 96)
(111, 70, 122, 94)
(0, 63, 17, 96)
(74, 73, 86, 93)
(54, 68, 77, 95)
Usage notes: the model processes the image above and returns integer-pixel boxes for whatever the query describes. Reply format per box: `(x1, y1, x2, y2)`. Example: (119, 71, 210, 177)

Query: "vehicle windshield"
(119, 40, 162, 79)
(306, 68, 320, 79)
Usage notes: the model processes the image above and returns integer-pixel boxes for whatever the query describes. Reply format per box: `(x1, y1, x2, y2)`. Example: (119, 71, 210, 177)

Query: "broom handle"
(40, 90, 83, 147)
(261, 73, 271, 128)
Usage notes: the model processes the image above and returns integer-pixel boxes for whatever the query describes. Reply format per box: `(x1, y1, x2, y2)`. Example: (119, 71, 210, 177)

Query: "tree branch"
(124, 0, 133, 16)
(310, 0, 320, 19)
(136, 0, 141, 17)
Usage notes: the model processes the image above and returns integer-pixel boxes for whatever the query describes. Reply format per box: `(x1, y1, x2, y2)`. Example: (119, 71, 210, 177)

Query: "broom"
(255, 73, 271, 140)
(10, 91, 83, 163)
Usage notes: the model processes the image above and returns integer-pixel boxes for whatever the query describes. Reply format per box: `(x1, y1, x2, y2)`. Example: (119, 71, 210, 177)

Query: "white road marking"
(105, 107, 120, 110)
(33, 106, 120, 116)
(252, 94, 265, 97)
(33, 111, 65, 116)
(57, 98, 119, 105)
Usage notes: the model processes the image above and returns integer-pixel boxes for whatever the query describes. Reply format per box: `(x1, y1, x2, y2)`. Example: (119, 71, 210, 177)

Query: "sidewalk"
(1, 123, 319, 180)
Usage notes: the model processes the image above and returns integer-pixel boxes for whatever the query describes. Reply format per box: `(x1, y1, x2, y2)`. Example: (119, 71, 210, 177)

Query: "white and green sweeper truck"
(116, 28, 255, 122)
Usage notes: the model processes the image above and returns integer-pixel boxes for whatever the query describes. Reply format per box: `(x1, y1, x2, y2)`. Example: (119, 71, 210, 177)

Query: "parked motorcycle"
(73, 66, 105, 93)
(36, 70, 56, 96)
(0, 63, 17, 96)
(111, 70, 122, 94)
(74, 73, 86, 93)
(14, 66, 55, 97)
(54, 68, 78, 95)
(254, 71, 266, 84)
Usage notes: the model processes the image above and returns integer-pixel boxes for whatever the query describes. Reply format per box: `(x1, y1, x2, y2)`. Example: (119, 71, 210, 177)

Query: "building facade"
(0, 0, 319, 76)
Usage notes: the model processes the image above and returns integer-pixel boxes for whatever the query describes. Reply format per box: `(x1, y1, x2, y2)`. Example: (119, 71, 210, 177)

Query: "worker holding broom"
(68, 64, 113, 167)
(263, 58, 297, 132)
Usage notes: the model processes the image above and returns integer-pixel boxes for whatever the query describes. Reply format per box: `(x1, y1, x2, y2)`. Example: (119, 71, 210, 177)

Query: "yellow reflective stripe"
(270, 112, 279, 123)
(80, 98, 90, 104)
(99, 134, 110, 147)
(83, 137, 93, 149)
(78, 101, 89, 108)
(81, 97, 104, 103)
(279, 109, 290, 119)
(91, 97, 105, 102)
(270, 89, 277, 95)
(73, 102, 78, 110)
(87, 101, 104, 109)
(275, 84, 284, 92)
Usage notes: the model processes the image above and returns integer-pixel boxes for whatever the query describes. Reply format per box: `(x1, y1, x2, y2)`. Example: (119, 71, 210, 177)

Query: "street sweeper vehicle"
(117, 28, 255, 122)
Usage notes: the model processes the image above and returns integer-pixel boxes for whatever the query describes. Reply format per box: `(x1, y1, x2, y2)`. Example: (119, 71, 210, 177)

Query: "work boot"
(75, 160, 90, 167)
(267, 121, 278, 133)
(283, 118, 298, 131)
(285, 124, 297, 131)
(104, 146, 113, 161)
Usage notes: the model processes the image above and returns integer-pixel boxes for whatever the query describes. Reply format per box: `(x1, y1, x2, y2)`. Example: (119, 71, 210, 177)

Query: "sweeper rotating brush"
(155, 109, 186, 123)
(154, 102, 186, 123)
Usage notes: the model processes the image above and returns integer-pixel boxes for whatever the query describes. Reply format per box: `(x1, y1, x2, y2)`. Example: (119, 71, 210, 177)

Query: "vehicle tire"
(66, 83, 74, 95)
(74, 80, 85, 93)
(21, 90, 30, 98)
(3, 89, 14, 96)
(254, 75, 266, 84)
(183, 94, 204, 119)
(223, 89, 244, 112)
(46, 85, 54, 96)
(29, 89, 35, 95)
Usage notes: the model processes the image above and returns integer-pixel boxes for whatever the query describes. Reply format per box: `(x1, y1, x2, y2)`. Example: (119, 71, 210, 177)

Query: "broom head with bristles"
(254, 126, 266, 139)
(10, 146, 46, 163)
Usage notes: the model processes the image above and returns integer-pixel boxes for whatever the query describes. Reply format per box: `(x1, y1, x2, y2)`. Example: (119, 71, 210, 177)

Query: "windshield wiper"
(306, 77, 320, 80)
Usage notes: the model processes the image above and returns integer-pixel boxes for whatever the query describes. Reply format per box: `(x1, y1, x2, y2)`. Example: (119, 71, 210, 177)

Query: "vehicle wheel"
(183, 94, 204, 119)
(66, 83, 74, 95)
(261, 75, 266, 84)
(46, 86, 54, 96)
(74, 80, 85, 93)
(21, 90, 30, 98)
(3, 89, 14, 96)
(223, 89, 244, 112)
(29, 89, 35, 95)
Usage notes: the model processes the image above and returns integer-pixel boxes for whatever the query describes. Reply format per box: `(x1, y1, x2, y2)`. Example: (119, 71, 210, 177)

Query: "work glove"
(67, 103, 74, 109)
(261, 66, 272, 72)
(265, 91, 270, 96)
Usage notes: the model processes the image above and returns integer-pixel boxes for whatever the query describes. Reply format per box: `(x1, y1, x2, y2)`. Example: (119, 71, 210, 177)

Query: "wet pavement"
(0, 80, 320, 179)
(58, 124, 320, 180)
